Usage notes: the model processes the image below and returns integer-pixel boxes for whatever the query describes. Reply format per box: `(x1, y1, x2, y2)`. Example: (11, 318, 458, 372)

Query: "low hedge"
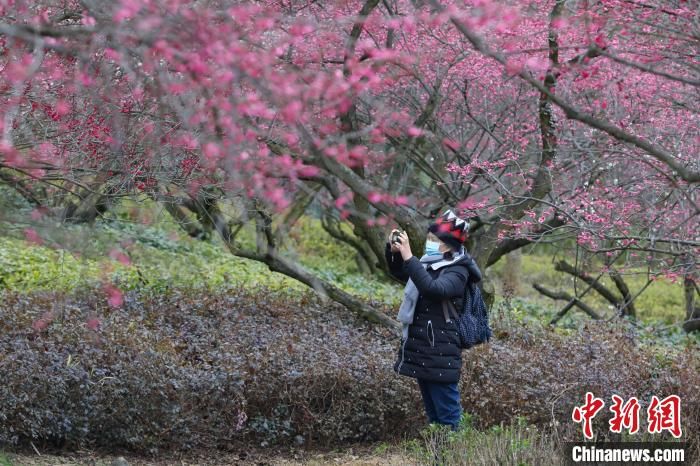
(0, 286, 420, 452)
(0, 286, 697, 454)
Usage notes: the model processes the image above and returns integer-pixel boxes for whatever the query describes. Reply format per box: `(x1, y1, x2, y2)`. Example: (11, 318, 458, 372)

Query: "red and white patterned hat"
(427, 209, 469, 250)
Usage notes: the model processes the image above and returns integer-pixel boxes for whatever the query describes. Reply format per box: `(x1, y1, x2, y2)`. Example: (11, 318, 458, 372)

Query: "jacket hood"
(445, 252, 482, 283)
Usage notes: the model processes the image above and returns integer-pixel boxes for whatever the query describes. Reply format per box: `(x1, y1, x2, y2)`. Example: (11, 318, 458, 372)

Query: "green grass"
(0, 205, 401, 306)
(401, 414, 694, 466)
(0, 184, 692, 337)
(0, 225, 307, 295)
(0, 213, 689, 327)
(400, 415, 563, 465)
(489, 252, 687, 325)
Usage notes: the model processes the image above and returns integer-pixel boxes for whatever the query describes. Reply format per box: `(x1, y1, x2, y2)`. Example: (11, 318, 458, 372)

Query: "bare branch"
(533, 283, 603, 322)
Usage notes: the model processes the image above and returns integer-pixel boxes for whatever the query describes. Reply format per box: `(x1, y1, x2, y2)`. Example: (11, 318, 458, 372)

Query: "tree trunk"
(503, 249, 522, 296)
(683, 253, 699, 333)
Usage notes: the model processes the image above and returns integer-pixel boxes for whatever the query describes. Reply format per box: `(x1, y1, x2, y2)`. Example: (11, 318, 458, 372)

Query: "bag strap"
(441, 298, 460, 323)
(437, 265, 468, 323)
(441, 300, 451, 323)
(472, 283, 489, 319)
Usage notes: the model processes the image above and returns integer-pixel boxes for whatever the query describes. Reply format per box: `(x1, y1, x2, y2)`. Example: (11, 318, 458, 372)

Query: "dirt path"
(1, 445, 415, 466)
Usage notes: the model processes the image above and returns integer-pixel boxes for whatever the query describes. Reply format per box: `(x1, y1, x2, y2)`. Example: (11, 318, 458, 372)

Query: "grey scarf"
(397, 246, 466, 339)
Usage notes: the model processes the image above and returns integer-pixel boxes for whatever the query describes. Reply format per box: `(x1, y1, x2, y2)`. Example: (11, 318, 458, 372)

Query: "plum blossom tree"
(0, 0, 697, 329)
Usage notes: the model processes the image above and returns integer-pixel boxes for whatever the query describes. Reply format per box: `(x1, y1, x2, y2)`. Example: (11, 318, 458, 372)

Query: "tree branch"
(555, 259, 621, 307)
(533, 283, 602, 322)
(428, 0, 700, 183)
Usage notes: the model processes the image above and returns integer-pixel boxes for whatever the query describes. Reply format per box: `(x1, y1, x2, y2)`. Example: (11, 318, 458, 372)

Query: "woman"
(385, 209, 482, 430)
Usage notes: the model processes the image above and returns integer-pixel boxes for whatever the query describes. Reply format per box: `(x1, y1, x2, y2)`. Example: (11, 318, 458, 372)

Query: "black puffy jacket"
(385, 242, 481, 383)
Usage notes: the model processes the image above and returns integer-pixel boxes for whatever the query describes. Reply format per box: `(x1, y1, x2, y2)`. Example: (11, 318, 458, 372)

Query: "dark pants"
(417, 378, 462, 430)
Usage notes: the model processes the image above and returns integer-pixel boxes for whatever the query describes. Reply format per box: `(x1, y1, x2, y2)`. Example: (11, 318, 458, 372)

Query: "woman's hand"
(396, 231, 413, 260)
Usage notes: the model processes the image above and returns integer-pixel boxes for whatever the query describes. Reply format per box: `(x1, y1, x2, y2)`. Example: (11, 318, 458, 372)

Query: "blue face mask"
(424, 239, 442, 256)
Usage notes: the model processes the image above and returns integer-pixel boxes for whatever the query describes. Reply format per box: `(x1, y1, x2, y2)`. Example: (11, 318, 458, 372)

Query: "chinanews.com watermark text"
(565, 442, 689, 465)
(562, 392, 696, 465)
